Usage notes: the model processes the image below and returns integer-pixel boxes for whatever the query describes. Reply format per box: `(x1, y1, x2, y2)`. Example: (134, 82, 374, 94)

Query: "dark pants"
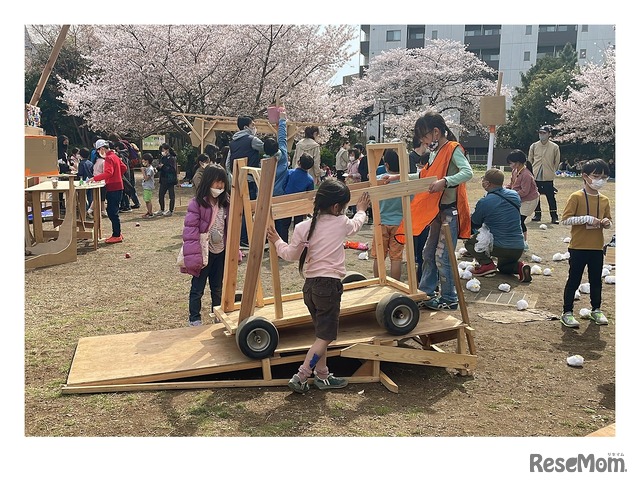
(240, 180, 257, 245)
(534, 181, 558, 219)
(189, 250, 226, 322)
(414, 225, 430, 281)
(158, 180, 175, 212)
(563, 248, 603, 313)
(105, 190, 123, 237)
(464, 235, 523, 274)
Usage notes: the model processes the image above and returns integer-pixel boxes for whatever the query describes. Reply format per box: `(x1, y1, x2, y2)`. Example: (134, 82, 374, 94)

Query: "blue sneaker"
(313, 373, 348, 390)
(288, 374, 310, 394)
(423, 297, 458, 311)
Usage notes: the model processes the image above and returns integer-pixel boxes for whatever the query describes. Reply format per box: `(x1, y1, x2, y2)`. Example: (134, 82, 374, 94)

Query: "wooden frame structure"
(63, 142, 477, 394)
(172, 112, 317, 154)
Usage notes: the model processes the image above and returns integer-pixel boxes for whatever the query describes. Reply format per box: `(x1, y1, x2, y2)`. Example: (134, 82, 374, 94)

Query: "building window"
(525, 25, 532, 35)
(432, 30, 438, 40)
(524, 51, 530, 61)
(408, 28, 424, 40)
(580, 49, 587, 59)
(386, 30, 401, 42)
(582, 25, 589, 32)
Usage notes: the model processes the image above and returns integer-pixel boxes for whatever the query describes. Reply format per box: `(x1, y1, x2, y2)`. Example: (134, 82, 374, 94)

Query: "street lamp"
(376, 98, 390, 143)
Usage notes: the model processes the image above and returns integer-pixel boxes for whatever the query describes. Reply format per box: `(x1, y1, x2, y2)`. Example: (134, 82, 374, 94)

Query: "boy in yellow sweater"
(560, 159, 612, 328)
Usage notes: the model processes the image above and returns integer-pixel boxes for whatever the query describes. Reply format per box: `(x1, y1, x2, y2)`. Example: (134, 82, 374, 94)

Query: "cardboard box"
(25, 135, 58, 176)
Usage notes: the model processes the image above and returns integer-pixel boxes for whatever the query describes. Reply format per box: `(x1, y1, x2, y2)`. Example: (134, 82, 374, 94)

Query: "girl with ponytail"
(266, 179, 370, 394)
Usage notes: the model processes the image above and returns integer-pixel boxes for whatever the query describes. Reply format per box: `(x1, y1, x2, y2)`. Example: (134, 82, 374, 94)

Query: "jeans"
(240, 180, 257, 245)
(419, 206, 458, 304)
(105, 190, 123, 237)
(189, 250, 226, 322)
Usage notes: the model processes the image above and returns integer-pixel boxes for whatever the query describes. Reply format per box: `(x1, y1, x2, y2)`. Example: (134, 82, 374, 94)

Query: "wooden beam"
(341, 343, 477, 369)
(220, 158, 247, 314)
(238, 157, 277, 323)
(29, 25, 70, 106)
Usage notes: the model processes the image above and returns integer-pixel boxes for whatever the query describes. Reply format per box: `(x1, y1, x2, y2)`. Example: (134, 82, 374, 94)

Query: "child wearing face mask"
(191, 153, 211, 193)
(181, 164, 230, 327)
(559, 159, 612, 329)
(266, 179, 371, 393)
(140, 153, 157, 218)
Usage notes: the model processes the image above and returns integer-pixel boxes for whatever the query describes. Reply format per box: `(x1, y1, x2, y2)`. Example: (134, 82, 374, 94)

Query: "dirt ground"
(23, 171, 618, 448)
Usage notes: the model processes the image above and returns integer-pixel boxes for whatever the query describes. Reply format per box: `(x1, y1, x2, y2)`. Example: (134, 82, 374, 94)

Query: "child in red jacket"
(89, 139, 128, 243)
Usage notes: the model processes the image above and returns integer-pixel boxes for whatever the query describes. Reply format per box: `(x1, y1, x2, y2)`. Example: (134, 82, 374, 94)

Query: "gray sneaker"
(189, 320, 202, 327)
(163, 210, 173, 216)
(288, 374, 310, 394)
(590, 309, 609, 325)
(313, 373, 348, 390)
(561, 312, 579, 328)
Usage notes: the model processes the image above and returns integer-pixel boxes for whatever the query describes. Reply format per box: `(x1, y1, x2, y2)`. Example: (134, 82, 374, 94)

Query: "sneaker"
(154, 210, 164, 216)
(101, 210, 108, 217)
(287, 374, 310, 394)
(551, 218, 560, 225)
(423, 297, 458, 311)
(131, 204, 141, 209)
(239, 241, 250, 250)
(471, 262, 497, 277)
(531, 215, 541, 222)
(313, 372, 348, 390)
(561, 312, 580, 329)
(86, 209, 94, 220)
(589, 309, 609, 325)
(142, 213, 154, 218)
(518, 261, 532, 282)
(119, 207, 132, 213)
(189, 320, 202, 327)
(105, 235, 123, 244)
(163, 210, 173, 216)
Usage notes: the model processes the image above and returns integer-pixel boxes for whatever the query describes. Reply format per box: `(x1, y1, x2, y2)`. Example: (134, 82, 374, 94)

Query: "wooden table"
(25, 179, 105, 250)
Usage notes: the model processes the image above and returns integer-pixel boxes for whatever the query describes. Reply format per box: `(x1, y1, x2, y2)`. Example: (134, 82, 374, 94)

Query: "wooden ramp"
(586, 423, 615, 437)
(63, 310, 476, 394)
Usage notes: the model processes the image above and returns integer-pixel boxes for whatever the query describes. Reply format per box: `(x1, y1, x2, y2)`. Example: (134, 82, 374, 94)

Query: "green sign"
(142, 135, 166, 151)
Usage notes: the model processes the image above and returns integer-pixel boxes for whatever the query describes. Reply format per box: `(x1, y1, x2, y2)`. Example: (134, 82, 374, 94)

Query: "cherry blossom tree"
(337, 39, 501, 142)
(57, 24, 356, 138)
(548, 47, 615, 144)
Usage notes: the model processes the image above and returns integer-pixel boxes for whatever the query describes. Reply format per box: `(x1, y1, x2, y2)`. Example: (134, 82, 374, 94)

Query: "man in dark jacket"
(225, 115, 264, 248)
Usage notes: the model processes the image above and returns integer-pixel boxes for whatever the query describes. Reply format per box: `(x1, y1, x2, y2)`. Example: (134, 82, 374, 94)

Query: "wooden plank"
(586, 423, 615, 437)
(270, 177, 436, 220)
(379, 371, 399, 393)
(443, 223, 471, 324)
(238, 157, 277, 322)
(221, 158, 247, 315)
(340, 343, 477, 370)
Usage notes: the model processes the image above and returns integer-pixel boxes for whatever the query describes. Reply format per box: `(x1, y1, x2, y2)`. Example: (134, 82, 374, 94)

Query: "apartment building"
(358, 24, 615, 161)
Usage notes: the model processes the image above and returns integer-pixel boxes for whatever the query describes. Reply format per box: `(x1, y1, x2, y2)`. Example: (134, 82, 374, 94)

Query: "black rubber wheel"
(236, 316, 279, 359)
(341, 271, 367, 284)
(375, 293, 420, 335)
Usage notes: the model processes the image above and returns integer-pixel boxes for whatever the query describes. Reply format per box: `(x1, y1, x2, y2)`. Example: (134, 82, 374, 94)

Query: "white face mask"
(427, 140, 439, 152)
(210, 188, 224, 198)
(586, 176, 607, 191)
(349, 156, 355, 162)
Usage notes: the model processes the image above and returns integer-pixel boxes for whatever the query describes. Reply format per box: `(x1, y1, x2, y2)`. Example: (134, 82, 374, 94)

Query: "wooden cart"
(214, 142, 475, 363)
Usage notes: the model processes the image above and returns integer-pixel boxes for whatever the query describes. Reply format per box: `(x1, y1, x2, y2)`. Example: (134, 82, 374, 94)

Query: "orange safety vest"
(395, 141, 471, 244)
